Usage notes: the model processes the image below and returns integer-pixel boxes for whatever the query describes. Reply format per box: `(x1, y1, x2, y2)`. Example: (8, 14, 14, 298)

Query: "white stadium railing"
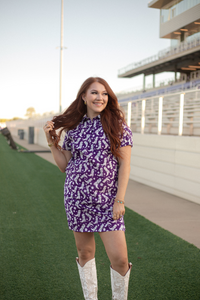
(120, 88, 200, 136)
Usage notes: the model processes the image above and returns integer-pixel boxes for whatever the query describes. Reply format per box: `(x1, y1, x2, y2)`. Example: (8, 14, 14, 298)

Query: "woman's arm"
(112, 145, 132, 220)
(50, 147, 72, 173)
(43, 121, 72, 173)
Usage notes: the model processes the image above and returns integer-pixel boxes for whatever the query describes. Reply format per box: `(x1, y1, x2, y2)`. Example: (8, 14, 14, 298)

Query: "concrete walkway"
(14, 136, 200, 249)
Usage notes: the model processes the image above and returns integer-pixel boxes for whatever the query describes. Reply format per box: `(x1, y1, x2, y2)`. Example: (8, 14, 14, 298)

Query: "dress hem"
(70, 227, 126, 233)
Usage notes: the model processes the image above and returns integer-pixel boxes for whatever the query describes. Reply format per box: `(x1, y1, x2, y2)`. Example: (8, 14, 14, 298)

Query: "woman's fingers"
(113, 214, 119, 220)
(113, 214, 123, 220)
(113, 204, 125, 220)
(43, 121, 54, 132)
(43, 121, 55, 143)
(45, 121, 54, 130)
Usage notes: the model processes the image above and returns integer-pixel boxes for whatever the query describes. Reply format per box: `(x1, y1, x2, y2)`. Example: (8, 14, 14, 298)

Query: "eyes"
(91, 91, 108, 96)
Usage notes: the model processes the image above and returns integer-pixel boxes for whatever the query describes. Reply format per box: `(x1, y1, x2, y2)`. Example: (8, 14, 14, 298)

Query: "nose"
(96, 93, 103, 100)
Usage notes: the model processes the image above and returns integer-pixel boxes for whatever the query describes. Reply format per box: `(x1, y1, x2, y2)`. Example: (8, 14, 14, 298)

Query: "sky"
(0, 0, 172, 119)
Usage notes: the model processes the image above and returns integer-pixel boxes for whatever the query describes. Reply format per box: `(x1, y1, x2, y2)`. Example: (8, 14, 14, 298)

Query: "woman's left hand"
(113, 201, 125, 220)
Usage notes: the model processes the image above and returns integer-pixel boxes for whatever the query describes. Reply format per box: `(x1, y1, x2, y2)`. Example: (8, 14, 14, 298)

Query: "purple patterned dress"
(62, 114, 133, 232)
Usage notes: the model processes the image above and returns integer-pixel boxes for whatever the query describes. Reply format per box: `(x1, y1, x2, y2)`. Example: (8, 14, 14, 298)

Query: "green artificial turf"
(0, 133, 200, 300)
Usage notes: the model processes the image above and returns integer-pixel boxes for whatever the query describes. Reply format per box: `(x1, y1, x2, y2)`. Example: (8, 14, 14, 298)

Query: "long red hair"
(50, 77, 126, 158)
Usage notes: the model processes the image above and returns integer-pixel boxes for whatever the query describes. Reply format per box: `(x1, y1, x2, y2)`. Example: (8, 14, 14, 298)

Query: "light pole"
(59, 0, 64, 113)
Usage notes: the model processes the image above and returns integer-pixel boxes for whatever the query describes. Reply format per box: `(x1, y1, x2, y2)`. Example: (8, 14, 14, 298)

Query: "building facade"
(118, 0, 200, 92)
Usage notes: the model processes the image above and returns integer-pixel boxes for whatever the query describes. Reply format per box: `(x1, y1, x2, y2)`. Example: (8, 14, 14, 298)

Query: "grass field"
(0, 133, 200, 300)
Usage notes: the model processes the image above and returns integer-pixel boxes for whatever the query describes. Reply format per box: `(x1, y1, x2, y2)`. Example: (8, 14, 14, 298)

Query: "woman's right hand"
(43, 121, 54, 143)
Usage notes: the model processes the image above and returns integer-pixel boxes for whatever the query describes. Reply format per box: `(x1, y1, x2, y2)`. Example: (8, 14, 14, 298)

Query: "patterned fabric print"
(62, 114, 133, 232)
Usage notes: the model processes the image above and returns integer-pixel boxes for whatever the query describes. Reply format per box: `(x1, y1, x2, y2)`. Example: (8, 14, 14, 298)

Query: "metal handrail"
(118, 35, 200, 76)
(117, 76, 179, 95)
(118, 80, 200, 104)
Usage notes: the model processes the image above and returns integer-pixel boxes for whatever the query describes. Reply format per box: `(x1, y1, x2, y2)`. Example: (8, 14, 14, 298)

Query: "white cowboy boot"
(110, 263, 132, 300)
(76, 257, 98, 300)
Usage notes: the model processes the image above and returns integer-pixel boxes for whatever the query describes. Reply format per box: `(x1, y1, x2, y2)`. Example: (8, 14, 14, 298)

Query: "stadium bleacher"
(119, 86, 200, 136)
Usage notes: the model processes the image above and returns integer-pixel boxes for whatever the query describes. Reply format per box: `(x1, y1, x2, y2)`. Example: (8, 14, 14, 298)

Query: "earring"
(84, 101, 87, 105)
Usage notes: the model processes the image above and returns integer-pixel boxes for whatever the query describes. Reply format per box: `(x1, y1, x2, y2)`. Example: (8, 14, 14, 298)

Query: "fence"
(120, 88, 200, 136)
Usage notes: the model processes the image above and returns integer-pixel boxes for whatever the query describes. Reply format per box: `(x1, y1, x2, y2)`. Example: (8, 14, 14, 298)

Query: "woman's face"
(82, 82, 108, 119)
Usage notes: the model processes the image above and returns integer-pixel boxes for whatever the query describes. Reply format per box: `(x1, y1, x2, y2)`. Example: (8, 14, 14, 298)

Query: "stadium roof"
(118, 44, 200, 78)
(148, 0, 183, 9)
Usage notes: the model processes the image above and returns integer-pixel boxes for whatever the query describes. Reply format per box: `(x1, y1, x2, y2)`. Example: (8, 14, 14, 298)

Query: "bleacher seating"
(120, 88, 200, 136)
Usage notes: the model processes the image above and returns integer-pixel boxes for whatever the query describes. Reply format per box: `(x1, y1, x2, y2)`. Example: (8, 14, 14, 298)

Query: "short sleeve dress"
(62, 114, 133, 232)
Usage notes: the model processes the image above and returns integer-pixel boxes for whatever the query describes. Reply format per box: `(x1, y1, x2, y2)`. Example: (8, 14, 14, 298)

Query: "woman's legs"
(99, 230, 132, 300)
(73, 232, 98, 300)
(99, 230, 129, 275)
(73, 232, 96, 266)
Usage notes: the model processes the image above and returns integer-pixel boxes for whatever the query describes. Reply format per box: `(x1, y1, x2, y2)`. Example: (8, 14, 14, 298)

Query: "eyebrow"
(90, 89, 107, 93)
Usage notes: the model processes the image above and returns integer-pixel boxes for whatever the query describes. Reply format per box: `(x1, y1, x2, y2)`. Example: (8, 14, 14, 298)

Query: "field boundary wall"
(131, 133, 200, 204)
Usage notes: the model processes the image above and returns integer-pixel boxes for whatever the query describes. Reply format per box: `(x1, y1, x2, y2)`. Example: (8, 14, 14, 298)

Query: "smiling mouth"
(93, 102, 103, 106)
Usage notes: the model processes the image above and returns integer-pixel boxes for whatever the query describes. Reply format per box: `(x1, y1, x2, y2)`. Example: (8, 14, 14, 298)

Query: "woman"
(43, 77, 133, 300)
